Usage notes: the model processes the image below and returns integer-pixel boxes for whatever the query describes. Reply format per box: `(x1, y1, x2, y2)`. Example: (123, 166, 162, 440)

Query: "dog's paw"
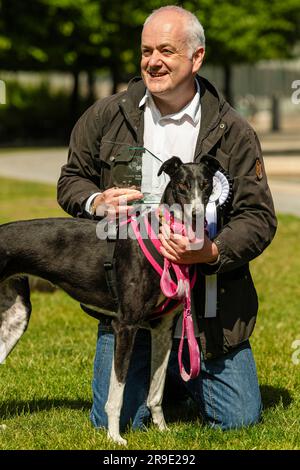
(156, 420, 169, 431)
(107, 431, 127, 446)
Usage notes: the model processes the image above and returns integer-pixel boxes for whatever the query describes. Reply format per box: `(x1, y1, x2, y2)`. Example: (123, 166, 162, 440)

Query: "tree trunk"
(111, 62, 122, 94)
(223, 64, 234, 107)
(271, 93, 280, 132)
(87, 70, 96, 104)
(70, 69, 80, 125)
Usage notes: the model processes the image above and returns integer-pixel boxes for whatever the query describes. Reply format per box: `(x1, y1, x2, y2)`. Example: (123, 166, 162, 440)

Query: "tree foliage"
(0, 0, 107, 71)
(0, 0, 299, 95)
(194, 0, 300, 65)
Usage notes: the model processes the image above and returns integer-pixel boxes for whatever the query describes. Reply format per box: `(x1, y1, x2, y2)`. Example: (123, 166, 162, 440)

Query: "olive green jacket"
(57, 76, 277, 359)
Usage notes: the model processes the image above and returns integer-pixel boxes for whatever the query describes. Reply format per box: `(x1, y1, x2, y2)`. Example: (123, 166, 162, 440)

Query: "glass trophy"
(110, 146, 169, 206)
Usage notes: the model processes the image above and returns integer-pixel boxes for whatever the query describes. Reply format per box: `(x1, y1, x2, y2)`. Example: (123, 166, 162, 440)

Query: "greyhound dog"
(0, 155, 218, 445)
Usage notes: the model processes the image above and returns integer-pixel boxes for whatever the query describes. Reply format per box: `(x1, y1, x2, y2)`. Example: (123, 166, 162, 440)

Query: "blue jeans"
(90, 326, 262, 432)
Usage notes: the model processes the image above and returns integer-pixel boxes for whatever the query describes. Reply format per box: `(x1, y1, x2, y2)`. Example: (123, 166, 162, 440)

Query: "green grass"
(0, 177, 65, 222)
(0, 177, 300, 449)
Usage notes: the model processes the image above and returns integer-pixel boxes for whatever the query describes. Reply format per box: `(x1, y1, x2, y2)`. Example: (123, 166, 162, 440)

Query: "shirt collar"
(139, 79, 201, 125)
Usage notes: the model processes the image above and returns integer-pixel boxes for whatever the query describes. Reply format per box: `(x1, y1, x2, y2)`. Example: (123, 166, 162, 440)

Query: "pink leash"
(130, 208, 201, 381)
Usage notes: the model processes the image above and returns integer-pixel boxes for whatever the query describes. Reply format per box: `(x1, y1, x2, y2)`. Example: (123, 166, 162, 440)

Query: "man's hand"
(158, 223, 219, 264)
(93, 187, 143, 217)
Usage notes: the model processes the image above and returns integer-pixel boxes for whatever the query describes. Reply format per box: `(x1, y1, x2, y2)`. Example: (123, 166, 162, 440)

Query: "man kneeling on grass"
(57, 5, 277, 432)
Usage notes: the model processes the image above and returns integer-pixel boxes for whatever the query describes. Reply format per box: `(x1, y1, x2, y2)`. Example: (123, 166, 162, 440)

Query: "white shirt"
(138, 81, 201, 204)
(139, 81, 201, 164)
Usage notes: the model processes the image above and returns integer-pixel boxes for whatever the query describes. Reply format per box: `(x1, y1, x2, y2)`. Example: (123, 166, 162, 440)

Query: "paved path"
(257, 132, 300, 155)
(268, 178, 300, 216)
(0, 147, 300, 217)
(0, 148, 67, 184)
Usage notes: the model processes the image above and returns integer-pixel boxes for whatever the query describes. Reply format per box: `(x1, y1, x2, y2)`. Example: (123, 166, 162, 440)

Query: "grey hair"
(143, 5, 205, 56)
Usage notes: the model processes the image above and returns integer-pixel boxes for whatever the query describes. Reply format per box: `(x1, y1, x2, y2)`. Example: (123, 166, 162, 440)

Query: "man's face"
(141, 12, 204, 106)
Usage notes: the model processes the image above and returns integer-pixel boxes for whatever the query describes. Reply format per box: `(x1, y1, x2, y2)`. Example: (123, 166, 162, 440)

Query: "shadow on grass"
(0, 398, 91, 419)
(0, 396, 198, 426)
(260, 385, 292, 409)
(0, 386, 291, 423)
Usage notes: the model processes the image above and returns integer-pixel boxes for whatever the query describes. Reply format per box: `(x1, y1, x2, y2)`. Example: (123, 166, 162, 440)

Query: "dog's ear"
(200, 154, 220, 174)
(157, 156, 183, 177)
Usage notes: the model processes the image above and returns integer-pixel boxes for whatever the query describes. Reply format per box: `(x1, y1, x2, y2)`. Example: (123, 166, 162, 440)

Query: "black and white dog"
(0, 155, 217, 445)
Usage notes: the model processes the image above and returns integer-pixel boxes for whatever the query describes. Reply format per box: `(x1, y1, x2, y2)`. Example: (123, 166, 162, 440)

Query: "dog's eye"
(201, 179, 209, 189)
